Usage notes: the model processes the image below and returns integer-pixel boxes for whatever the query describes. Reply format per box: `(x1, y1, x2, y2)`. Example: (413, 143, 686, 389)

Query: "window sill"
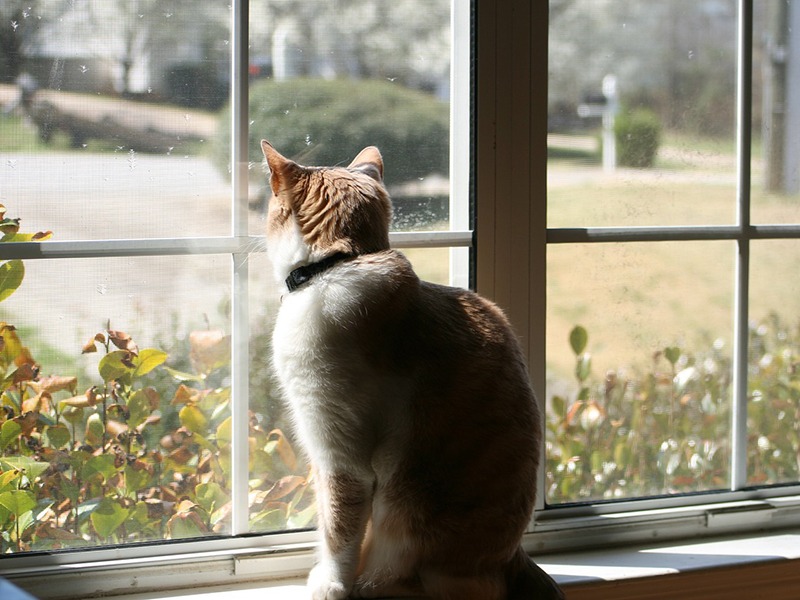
(9, 529, 798, 600)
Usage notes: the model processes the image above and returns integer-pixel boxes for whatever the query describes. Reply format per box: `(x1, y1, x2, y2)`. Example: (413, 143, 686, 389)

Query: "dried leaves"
(0, 322, 312, 552)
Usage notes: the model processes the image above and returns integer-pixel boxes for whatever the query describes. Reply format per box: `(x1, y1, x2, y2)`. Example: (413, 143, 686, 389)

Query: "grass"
(546, 141, 800, 381)
(0, 114, 117, 153)
(0, 112, 210, 156)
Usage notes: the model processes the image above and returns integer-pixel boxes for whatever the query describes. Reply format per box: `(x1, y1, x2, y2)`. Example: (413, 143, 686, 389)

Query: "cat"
(262, 139, 564, 600)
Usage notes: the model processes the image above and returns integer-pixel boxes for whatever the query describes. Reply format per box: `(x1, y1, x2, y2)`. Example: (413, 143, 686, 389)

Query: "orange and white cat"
(263, 139, 564, 600)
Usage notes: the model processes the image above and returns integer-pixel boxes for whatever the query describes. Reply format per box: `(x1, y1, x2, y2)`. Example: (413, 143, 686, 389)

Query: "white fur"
(265, 219, 311, 286)
(268, 223, 417, 599)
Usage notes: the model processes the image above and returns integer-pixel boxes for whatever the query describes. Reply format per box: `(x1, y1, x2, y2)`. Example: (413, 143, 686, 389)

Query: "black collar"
(285, 252, 354, 292)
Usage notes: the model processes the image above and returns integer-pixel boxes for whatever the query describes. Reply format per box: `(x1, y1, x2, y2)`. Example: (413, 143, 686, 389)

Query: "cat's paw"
(307, 562, 352, 600)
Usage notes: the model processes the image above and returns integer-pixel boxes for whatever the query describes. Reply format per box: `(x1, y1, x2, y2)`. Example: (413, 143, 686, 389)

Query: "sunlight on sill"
(75, 529, 799, 600)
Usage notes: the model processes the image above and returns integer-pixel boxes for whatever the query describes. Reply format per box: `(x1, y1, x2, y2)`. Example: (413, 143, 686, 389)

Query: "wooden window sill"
(99, 529, 800, 600)
(7, 529, 799, 599)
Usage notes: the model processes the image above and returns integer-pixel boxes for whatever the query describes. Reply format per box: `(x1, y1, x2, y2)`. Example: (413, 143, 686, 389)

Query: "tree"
(549, 0, 737, 137)
(0, 1, 42, 82)
(251, 0, 450, 95)
(763, 0, 800, 194)
(81, 0, 229, 97)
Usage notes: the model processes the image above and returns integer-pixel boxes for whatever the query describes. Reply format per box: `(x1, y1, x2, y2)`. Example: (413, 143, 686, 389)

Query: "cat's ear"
(348, 146, 384, 182)
(261, 140, 303, 194)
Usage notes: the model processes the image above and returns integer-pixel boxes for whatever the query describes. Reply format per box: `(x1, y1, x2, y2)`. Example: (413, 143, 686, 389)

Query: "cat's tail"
(505, 546, 565, 600)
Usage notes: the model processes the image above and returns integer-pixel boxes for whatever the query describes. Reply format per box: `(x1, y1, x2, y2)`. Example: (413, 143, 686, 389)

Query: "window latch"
(705, 502, 776, 529)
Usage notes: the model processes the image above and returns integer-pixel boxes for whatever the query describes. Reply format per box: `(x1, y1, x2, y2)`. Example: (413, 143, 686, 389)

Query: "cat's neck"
(285, 252, 355, 292)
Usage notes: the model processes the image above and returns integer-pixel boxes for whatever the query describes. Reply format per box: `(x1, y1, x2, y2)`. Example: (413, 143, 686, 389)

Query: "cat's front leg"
(309, 470, 373, 600)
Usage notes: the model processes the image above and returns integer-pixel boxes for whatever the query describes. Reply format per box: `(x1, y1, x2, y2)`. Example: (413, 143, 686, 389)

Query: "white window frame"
(2, 1, 800, 597)
(0, 0, 472, 596)
(524, 0, 800, 553)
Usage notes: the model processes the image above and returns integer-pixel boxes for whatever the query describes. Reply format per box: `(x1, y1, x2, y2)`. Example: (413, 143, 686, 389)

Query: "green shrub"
(0, 207, 312, 553)
(213, 78, 449, 186)
(614, 108, 662, 168)
(547, 316, 800, 503)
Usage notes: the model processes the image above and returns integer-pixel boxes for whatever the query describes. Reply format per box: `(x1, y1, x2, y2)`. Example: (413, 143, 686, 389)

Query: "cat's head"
(261, 140, 392, 283)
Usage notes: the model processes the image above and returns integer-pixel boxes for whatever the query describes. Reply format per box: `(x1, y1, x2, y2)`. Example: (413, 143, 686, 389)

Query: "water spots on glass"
(10, 21, 19, 31)
(7, 159, 17, 169)
(79, 65, 88, 74)
(96, 283, 108, 295)
(128, 149, 136, 170)
(304, 134, 311, 146)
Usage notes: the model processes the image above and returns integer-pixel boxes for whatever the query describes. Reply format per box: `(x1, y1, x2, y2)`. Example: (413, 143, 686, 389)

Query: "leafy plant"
(548, 317, 800, 503)
(614, 107, 662, 168)
(0, 204, 52, 303)
(0, 207, 313, 554)
(0, 319, 314, 553)
(213, 78, 449, 186)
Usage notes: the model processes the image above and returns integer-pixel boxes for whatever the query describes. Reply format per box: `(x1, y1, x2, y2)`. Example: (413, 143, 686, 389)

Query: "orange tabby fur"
(262, 140, 564, 600)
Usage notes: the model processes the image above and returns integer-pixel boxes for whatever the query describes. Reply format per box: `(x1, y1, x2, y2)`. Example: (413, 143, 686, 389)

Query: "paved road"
(0, 152, 276, 372)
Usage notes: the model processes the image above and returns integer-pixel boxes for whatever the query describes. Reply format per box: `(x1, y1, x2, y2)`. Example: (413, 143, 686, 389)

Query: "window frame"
(2, 0, 800, 596)
(0, 0, 473, 593)
(524, 0, 800, 553)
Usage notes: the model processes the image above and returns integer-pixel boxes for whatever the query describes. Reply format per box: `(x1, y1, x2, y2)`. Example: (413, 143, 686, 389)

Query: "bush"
(0, 208, 312, 553)
(614, 108, 662, 168)
(213, 78, 449, 186)
(547, 316, 800, 503)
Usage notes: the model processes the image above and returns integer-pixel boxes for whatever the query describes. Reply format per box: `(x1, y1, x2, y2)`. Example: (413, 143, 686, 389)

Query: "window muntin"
(2, 0, 799, 586)
(546, 0, 800, 510)
(0, 0, 462, 556)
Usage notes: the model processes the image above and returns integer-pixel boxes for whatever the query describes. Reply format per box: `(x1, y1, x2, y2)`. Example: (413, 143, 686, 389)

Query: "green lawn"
(547, 146, 800, 380)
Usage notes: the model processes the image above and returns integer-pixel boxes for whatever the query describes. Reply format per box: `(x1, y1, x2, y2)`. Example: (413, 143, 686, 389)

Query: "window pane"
(0, 255, 232, 552)
(546, 241, 734, 503)
(748, 240, 800, 486)
(242, 0, 457, 535)
(0, 2, 232, 240)
(548, 0, 738, 228)
(752, 0, 800, 223)
(246, 0, 452, 236)
(246, 242, 462, 534)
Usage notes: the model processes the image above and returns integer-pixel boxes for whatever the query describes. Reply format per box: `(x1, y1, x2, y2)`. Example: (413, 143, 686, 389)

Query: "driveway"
(0, 151, 275, 374)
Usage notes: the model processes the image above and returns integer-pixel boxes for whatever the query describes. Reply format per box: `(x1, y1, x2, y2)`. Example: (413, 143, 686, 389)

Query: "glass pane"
(246, 0, 452, 236)
(546, 241, 734, 503)
(246, 243, 463, 534)
(752, 0, 800, 223)
(0, 2, 232, 240)
(247, 254, 310, 533)
(548, 0, 738, 228)
(0, 255, 231, 552)
(748, 240, 800, 486)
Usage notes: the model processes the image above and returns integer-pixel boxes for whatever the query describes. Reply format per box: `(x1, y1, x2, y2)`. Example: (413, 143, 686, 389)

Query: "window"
(1, 0, 799, 596)
(537, 0, 800, 550)
(0, 0, 467, 566)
